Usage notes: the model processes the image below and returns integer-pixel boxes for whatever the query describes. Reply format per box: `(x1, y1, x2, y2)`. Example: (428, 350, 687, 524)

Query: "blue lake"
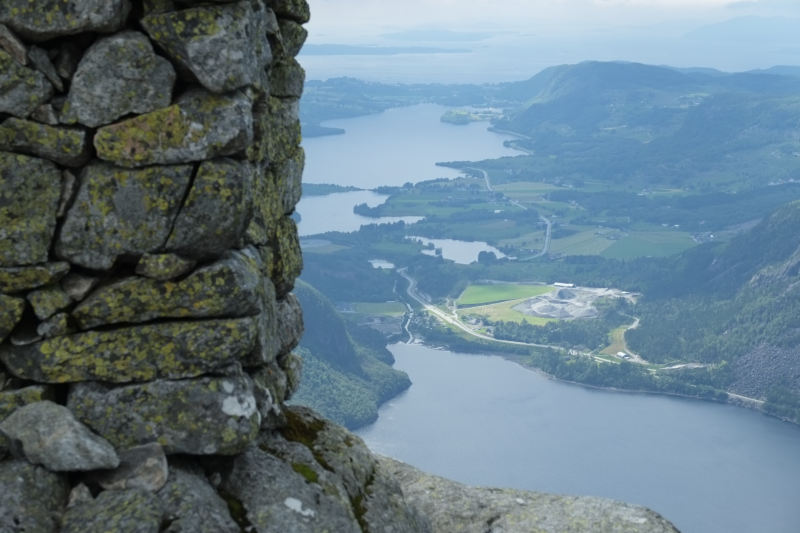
(357, 344, 800, 533)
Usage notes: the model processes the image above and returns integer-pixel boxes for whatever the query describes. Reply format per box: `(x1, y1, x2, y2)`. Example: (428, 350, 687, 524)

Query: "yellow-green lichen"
(0, 294, 26, 343)
(0, 118, 89, 167)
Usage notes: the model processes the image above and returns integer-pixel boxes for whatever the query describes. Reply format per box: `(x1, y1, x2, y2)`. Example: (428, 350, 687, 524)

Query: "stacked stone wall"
(0, 1, 430, 532)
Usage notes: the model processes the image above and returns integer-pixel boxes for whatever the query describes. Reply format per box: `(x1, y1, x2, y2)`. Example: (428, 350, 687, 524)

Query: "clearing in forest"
(458, 284, 554, 307)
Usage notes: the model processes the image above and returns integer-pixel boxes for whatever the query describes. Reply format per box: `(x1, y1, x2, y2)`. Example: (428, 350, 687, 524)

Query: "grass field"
(601, 231, 696, 259)
(302, 244, 350, 254)
(353, 302, 407, 316)
(458, 299, 553, 325)
(548, 229, 618, 256)
(601, 326, 629, 356)
(458, 284, 554, 306)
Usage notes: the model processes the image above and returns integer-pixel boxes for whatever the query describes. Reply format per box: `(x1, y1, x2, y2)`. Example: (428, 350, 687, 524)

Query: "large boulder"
(0, 49, 53, 118)
(267, 0, 311, 24)
(0, 460, 69, 533)
(0, 118, 91, 167)
(89, 443, 169, 492)
(55, 162, 193, 270)
(68, 376, 260, 455)
(0, 318, 258, 383)
(72, 250, 262, 329)
(94, 88, 253, 168)
(60, 488, 162, 533)
(0, 385, 54, 455)
(165, 158, 254, 260)
(0, 0, 131, 42)
(61, 31, 176, 128)
(0, 401, 120, 472)
(380, 456, 682, 533)
(0, 152, 61, 267)
(26, 284, 73, 321)
(142, 1, 271, 94)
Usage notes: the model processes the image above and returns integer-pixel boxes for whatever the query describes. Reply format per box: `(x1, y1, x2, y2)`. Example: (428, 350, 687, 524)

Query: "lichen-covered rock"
(136, 253, 196, 281)
(142, 1, 270, 94)
(68, 376, 260, 455)
(277, 19, 308, 57)
(265, 96, 301, 163)
(95, 88, 253, 168)
(158, 459, 240, 533)
(55, 162, 193, 270)
(277, 147, 305, 215)
(251, 363, 287, 429)
(0, 152, 61, 267)
(281, 351, 303, 401)
(0, 23, 27, 65)
(89, 443, 169, 492)
(67, 483, 93, 508)
(32, 104, 60, 125)
(55, 43, 81, 81)
(60, 271, 98, 302)
(0, 460, 69, 533)
(27, 284, 73, 320)
(28, 46, 63, 92)
(0, 385, 54, 455)
(0, 118, 90, 167)
(57, 169, 79, 217)
(276, 293, 303, 357)
(246, 163, 280, 245)
(213, 446, 363, 533)
(0, 401, 120, 471)
(0, 294, 25, 344)
(273, 216, 303, 297)
(270, 57, 305, 97)
(267, 0, 311, 24)
(0, 318, 258, 384)
(37, 312, 75, 339)
(246, 275, 281, 367)
(381, 456, 682, 533)
(61, 31, 176, 128)
(61, 488, 162, 533)
(73, 250, 261, 329)
(165, 158, 254, 260)
(0, 262, 69, 294)
(0, 50, 54, 118)
(0, 0, 131, 42)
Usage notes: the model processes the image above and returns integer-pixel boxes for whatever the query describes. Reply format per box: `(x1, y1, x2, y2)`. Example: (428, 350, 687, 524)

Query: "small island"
(303, 183, 363, 196)
(441, 109, 500, 125)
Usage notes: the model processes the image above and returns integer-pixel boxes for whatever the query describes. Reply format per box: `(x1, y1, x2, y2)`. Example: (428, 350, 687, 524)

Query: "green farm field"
(458, 284, 554, 306)
(352, 302, 407, 316)
(601, 231, 696, 259)
(458, 299, 553, 325)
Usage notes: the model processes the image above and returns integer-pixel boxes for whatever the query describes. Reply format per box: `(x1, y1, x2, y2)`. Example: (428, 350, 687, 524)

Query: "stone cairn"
(0, 1, 431, 531)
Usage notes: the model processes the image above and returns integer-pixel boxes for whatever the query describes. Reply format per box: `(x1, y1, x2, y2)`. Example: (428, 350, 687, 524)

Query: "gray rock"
(0, 49, 53, 118)
(60, 272, 99, 302)
(68, 376, 260, 455)
(158, 460, 240, 533)
(273, 216, 303, 297)
(277, 293, 303, 357)
(0, 400, 120, 472)
(267, 0, 311, 24)
(0, 460, 69, 533)
(37, 312, 75, 339)
(0, 118, 91, 167)
(262, 96, 301, 164)
(0, 0, 131, 43)
(62, 31, 176, 128)
(0, 152, 61, 267)
(251, 362, 287, 429)
(277, 19, 308, 57)
(0, 294, 25, 344)
(277, 147, 304, 215)
(214, 446, 362, 533)
(26, 284, 73, 320)
(142, 1, 271, 94)
(0, 317, 258, 384)
(55, 43, 82, 81)
(246, 162, 280, 244)
(380, 456, 682, 533)
(269, 57, 305, 98)
(66, 483, 93, 508)
(165, 158, 254, 260)
(73, 250, 262, 329)
(57, 170, 79, 218)
(136, 253, 196, 281)
(244, 264, 281, 367)
(10, 321, 43, 346)
(89, 443, 169, 492)
(144, 0, 176, 16)
(281, 351, 303, 401)
(28, 46, 63, 92)
(362, 459, 433, 533)
(0, 262, 69, 294)
(0, 385, 55, 455)
(55, 162, 193, 270)
(94, 88, 253, 168)
(61, 488, 162, 533)
(0, 23, 28, 65)
(32, 104, 60, 126)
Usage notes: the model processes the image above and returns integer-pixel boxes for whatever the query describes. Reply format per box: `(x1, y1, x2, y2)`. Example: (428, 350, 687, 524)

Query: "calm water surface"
(409, 236, 506, 264)
(357, 344, 800, 533)
(297, 190, 423, 236)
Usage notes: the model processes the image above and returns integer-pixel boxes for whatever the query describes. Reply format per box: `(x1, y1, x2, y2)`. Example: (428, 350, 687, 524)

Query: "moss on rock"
(0, 293, 25, 344)
(0, 118, 91, 168)
(0, 49, 54, 118)
(272, 216, 303, 297)
(0, 0, 130, 42)
(0, 262, 70, 294)
(267, 0, 311, 24)
(61, 488, 162, 533)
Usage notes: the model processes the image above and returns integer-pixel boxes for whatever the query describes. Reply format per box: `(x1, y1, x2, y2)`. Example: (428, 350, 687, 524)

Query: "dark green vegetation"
(290, 281, 411, 429)
(302, 183, 362, 197)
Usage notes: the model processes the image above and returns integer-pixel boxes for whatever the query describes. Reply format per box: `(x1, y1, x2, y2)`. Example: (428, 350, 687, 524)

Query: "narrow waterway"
(357, 344, 800, 533)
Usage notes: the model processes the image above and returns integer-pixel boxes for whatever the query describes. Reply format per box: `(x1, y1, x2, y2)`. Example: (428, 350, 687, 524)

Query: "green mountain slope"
(290, 280, 411, 429)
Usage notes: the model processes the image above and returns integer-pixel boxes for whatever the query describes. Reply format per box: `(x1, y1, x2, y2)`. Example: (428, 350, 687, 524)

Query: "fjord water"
(357, 344, 800, 533)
